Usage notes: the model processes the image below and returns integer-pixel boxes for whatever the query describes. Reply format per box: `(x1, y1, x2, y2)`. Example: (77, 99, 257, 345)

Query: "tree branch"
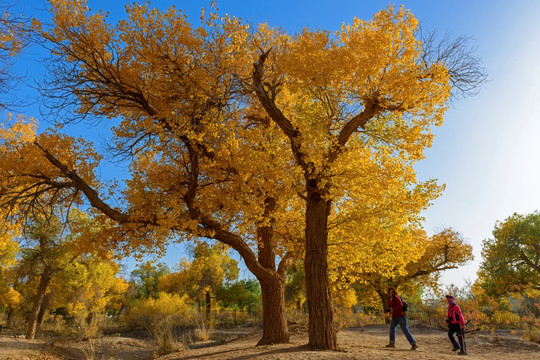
(277, 251, 296, 278)
(328, 99, 382, 163)
(33, 142, 130, 223)
(252, 50, 311, 173)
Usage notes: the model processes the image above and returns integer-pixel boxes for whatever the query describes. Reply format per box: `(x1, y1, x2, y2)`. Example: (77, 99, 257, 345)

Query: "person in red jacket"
(385, 287, 418, 350)
(446, 295, 467, 355)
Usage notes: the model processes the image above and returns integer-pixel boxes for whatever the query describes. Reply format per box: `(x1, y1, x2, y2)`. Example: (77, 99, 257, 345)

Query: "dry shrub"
(44, 314, 67, 334)
(234, 310, 253, 324)
(522, 316, 540, 343)
(464, 307, 489, 327)
(126, 292, 193, 329)
(81, 338, 96, 360)
(193, 316, 214, 342)
(412, 305, 448, 329)
(285, 309, 308, 334)
(151, 317, 185, 356)
(81, 324, 101, 339)
(54, 320, 101, 342)
(126, 292, 193, 356)
(212, 309, 257, 327)
(334, 308, 384, 330)
(286, 309, 308, 326)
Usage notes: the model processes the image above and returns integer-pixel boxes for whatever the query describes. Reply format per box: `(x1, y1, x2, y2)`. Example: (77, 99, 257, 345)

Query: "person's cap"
(446, 295, 455, 300)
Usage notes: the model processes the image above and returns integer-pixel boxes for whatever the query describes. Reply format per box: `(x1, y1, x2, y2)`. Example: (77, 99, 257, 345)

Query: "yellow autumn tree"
(50, 254, 128, 327)
(20, 0, 299, 345)
(12, 213, 78, 339)
(159, 243, 238, 321)
(7, 208, 111, 339)
(0, 1, 485, 349)
(335, 227, 473, 311)
(325, 150, 444, 304)
(477, 211, 540, 296)
(246, 6, 483, 348)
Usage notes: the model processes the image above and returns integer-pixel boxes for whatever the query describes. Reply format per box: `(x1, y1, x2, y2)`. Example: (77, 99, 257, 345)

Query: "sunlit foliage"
(477, 211, 540, 296)
(50, 255, 128, 324)
(0, 0, 485, 348)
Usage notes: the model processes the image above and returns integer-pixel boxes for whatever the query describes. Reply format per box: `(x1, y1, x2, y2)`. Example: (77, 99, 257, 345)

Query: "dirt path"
(1, 325, 539, 359)
(0, 335, 155, 359)
(159, 325, 540, 360)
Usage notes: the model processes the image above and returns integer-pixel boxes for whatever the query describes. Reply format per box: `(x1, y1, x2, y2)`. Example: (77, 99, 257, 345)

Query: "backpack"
(400, 297, 409, 312)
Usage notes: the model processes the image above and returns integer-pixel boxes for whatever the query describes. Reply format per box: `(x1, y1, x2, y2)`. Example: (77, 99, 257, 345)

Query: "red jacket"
(447, 302, 465, 327)
(388, 295, 405, 318)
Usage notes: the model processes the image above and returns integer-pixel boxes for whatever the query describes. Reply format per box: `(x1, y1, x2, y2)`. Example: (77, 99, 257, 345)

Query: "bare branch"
(419, 29, 488, 100)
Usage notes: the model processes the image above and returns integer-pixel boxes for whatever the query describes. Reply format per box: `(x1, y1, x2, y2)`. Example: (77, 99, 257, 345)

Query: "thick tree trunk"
(203, 197, 292, 345)
(27, 269, 51, 339)
(304, 194, 337, 350)
(257, 278, 289, 345)
(255, 207, 290, 345)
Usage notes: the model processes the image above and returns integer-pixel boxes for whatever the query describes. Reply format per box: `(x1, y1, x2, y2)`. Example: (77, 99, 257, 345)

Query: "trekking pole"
(460, 320, 480, 334)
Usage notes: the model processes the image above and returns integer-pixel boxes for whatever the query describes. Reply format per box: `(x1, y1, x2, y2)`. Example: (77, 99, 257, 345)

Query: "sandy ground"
(160, 325, 540, 360)
(1, 325, 539, 359)
(0, 335, 155, 359)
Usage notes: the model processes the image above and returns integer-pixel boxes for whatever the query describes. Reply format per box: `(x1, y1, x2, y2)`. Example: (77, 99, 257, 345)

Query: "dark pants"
(448, 323, 467, 353)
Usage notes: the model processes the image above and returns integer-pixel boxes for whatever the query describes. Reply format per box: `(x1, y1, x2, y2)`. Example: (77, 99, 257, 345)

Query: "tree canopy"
(0, 0, 486, 349)
(477, 211, 540, 296)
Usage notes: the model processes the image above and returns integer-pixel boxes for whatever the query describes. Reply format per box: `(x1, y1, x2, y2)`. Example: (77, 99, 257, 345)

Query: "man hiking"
(385, 287, 418, 350)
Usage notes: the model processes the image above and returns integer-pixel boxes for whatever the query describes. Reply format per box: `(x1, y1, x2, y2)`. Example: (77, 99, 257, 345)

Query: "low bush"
(522, 316, 540, 343)
(125, 292, 193, 356)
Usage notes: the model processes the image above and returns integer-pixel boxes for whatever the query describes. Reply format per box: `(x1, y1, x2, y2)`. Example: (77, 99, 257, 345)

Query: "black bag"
(400, 297, 409, 311)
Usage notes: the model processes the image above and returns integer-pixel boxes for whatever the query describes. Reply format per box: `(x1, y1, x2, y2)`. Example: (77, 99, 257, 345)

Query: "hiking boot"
(411, 343, 418, 350)
(452, 346, 460, 352)
(458, 351, 467, 355)
(385, 343, 395, 348)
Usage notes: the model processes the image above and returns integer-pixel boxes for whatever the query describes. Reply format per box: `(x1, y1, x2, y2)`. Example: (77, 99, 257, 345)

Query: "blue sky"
(11, 0, 540, 288)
